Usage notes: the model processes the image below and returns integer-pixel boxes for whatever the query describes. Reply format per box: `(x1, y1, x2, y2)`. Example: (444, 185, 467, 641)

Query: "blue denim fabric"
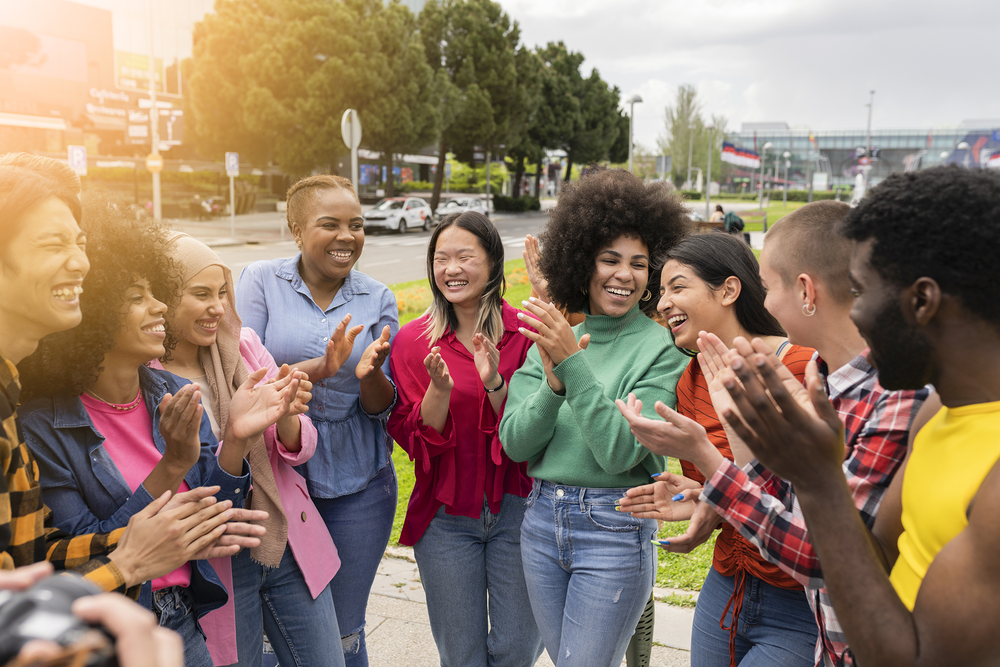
(236, 259, 399, 499)
(519, 480, 658, 667)
(152, 586, 214, 667)
(19, 365, 250, 616)
(312, 463, 397, 667)
(691, 567, 818, 667)
(223, 545, 345, 667)
(413, 494, 542, 667)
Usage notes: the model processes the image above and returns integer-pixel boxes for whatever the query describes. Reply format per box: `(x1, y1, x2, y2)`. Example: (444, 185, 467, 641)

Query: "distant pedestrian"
(710, 204, 725, 222)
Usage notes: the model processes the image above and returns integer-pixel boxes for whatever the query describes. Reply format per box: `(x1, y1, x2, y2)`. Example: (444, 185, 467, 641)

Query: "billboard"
(115, 51, 165, 92)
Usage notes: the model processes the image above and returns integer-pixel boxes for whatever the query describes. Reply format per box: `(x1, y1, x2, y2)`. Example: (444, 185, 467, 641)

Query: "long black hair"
(422, 210, 506, 345)
(663, 233, 784, 338)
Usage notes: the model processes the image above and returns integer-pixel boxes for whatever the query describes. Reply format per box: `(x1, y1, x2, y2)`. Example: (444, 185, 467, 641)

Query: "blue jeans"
(413, 495, 543, 667)
(312, 463, 397, 667)
(223, 544, 345, 667)
(691, 567, 818, 667)
(152, 586, 213, 667)
(519, 480, 658, 667)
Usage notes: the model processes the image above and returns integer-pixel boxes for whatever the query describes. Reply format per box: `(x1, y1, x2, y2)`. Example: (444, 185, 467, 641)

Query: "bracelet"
(484, 374, 506, 393)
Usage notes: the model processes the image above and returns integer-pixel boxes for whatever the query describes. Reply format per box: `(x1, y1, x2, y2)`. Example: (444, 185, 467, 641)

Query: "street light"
(782, 151, 791, 206)
(626, 93, 643, 173)
(758, 141, 772, 209)
(686, 124, 695, 189)
(957, 141, 971, 168)
(705, 124, 715, 221)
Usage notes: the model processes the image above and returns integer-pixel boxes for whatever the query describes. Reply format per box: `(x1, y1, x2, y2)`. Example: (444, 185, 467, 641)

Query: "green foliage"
(660, 593, 698, 609)
(679, 190, 702, 200)
(492, 195, 540, 212)
(780, 190, 849, 202)
(657, 84, 729, 186)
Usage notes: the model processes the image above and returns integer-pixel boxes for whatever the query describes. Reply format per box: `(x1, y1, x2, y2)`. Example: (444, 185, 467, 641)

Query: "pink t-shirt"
(81, 393, 192, 590)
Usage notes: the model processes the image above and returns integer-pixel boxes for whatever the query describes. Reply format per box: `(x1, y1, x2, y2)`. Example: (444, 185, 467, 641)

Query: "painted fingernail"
(517, 312, 524, 318)
(671, 493, 685, 502)
(528, 296, 536, 302)
(650, 473, 663, 478)
(518, 327, 526, 332)
(652, 540, 671, 546)
(521, 300, 529, 306)
(614, 506, 621, 512)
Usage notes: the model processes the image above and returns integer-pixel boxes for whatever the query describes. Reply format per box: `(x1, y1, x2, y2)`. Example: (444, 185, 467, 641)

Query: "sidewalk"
(366, 546, 694, 667)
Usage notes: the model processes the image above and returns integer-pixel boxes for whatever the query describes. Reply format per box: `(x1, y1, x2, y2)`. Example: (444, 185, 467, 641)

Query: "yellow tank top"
(890, 401, 1000, 610)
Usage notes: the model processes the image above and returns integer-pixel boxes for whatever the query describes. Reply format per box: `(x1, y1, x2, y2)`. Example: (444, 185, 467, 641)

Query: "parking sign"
(225, 152, 239, 177)
(444, 163, 452, 179)
(67, 145, 87, 175)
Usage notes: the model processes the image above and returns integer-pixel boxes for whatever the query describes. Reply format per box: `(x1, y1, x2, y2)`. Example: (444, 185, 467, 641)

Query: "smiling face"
(759, 245, 808, 346)
(587, 235, 650, 317)
(432, 226, 491, 309)
(106, 278, 168, 366)
(658, 259, 737, 349)
(170, 265, 227, 353)
(292, 187, 365, 287)
(0, 197, 90, 351)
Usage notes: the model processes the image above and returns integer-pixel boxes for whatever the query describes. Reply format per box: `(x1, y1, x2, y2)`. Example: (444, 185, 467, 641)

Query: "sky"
(497, 0, 1000, 151)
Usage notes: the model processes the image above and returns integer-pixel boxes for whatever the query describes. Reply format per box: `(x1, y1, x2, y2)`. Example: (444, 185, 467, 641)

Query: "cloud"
(499, 0, 1000, 150)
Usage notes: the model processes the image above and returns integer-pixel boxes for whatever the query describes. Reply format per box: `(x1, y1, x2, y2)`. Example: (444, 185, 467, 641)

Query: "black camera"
(0, 573, 115, 666)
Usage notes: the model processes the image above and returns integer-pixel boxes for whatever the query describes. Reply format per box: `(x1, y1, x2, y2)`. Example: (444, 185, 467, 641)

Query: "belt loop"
(578, 486, 587, 512)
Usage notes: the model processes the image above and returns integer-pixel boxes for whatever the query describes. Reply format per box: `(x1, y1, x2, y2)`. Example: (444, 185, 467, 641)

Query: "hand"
(227, 367, 299, 444)
(696, 331, 740, 427)
(619, 473, 703, 521)
(615, 394, 723, 475)
(516, 297, 585, 366)
(190, 507, 268, 560)
(722, 349, 845, 487)
(730, 336, 819, 420)
(272, 364, 312, 416)
(472, 333, 501, 388)
(72, 595, 184, 667)
(109, 488, 240, 586)
(157, 384, 203, 471)
(657, 500, 726, 553)
(523, 234, 550, 304)
(0, 561, 54, 591)
(320, 314, 365, 379)
(423, 347, 453, 392)
(356, 325, 391, 380)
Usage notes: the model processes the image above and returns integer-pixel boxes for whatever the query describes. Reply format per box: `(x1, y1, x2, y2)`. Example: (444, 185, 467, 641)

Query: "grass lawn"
(386, 259, 714, 591)
(738, 201, 806, 232)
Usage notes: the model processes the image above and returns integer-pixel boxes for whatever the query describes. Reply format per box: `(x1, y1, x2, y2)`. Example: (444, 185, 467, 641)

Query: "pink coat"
(153, 329, 340, 664)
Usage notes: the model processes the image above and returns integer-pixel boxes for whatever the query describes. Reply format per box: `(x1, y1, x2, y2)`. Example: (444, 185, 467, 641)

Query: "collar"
(275, 255, 370, 303)
(52, 365, 171, 429)
(819, 348, 875, 401)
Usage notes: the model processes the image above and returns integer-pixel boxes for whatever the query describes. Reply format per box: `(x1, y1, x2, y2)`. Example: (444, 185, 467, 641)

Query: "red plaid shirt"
(702, 351, 929, 667)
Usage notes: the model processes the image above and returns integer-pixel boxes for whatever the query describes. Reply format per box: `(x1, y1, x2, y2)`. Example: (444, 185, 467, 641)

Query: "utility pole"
(704, 125, 714, 221)
(148, 0, 161, 219)
(865, 90, 875, 158)
(625, 94, 643, 173)
(686, 126, 694, 188)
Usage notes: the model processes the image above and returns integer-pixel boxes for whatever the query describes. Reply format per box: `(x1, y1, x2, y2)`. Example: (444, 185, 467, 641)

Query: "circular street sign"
(146, 152, 164, 173)
(341, 109, 362, 151)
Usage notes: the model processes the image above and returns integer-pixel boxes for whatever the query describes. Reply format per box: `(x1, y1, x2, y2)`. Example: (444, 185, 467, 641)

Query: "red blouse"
(387, 301, 534, 545)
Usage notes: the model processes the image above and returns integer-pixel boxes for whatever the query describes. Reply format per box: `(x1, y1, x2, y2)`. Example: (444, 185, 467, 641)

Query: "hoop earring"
(582, 287, 589, 295)
(802, 303, 816, 317)
(640, 289, 652, 302)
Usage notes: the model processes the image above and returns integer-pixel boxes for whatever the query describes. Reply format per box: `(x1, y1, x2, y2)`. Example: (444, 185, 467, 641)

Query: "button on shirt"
(236, 257, 399, 499)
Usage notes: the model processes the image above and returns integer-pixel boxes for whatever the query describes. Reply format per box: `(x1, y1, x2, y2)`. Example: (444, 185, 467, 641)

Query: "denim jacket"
(17, 365, 251, 617)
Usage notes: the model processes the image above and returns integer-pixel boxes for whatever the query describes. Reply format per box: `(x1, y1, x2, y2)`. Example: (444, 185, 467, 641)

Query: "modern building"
(730, 121, 1000, 189)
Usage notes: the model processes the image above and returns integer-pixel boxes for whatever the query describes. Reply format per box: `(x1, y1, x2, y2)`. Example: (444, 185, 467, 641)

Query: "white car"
(364, 197, 432, 233)
(432, 196, 490, 224)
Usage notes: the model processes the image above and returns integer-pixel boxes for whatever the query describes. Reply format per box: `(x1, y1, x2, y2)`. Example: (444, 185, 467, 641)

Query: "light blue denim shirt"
(236, 256, 399, 499)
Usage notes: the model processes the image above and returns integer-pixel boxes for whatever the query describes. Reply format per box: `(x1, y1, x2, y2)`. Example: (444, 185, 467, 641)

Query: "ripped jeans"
(519, 480, 658, 667)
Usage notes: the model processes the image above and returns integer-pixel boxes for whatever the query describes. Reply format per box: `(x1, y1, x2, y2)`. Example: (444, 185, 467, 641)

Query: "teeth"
(52, 286, 83, 300)
(668, 315, 687, 327)
(446, 281, 468, 287)
(142, 324, 165, 333)
(605, 287, 632, 297)
(198, 321, 218, 330)
(328, 250, 352, 259)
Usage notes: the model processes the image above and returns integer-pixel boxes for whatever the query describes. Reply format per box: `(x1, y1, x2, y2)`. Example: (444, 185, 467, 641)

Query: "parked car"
(364, 197, 433, 233)
(432, 196, 490, 224)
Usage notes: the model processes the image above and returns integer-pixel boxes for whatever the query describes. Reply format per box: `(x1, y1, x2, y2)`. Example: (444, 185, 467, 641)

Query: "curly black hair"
(841, 166, 1000, 329)
(18, 192, 180, 402)
(539, 169, 691, 314)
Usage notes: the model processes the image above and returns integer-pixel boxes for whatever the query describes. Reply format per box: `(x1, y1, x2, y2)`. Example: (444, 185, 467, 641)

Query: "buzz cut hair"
(285, 174, 357, 234)
(763, 201, 854, 304)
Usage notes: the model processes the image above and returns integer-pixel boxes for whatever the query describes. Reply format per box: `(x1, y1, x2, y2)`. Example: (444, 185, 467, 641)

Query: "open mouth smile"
(667, 314, 688, 333)
(327, 249, 353, 261)
(604, 286, 633, 298)
(52, 285, 83, 302)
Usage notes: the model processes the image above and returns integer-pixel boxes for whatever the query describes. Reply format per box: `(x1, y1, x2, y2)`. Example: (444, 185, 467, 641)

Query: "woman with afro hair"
(17, 196, 297, 667)
(499, 169, 691, 667)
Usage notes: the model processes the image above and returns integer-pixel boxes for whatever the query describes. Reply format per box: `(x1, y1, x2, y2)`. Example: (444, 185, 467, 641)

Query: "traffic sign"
(145, 152, 163, 174)
(444, 162, 452, 179)
(225, 152, 239, 178)
(341, 109, 362, 150)
(67, 145, 87, 175)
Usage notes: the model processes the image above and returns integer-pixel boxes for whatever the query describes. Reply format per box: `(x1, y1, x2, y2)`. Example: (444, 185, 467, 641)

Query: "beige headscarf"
(166, 233, 287, 567)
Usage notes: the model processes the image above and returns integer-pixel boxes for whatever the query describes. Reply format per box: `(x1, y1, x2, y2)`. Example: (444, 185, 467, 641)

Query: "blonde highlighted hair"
(286, 174, 358, 234)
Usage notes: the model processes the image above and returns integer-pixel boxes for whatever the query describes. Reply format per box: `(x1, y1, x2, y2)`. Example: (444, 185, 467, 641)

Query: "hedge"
(492, 195, 541, 212)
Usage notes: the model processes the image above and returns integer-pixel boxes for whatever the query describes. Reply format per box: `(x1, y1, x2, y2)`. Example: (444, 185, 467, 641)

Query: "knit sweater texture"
(500, 304, 688, 488)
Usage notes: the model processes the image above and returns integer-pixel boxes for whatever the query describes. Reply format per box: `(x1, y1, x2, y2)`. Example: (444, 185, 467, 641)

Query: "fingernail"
(521, 300, 529, 306)
(756, 356, 766, 367)
(652, 539, 671, 546)
(671, 493, 685, 502)
(614, 506, 620, 511)
(518, 327, 525, 332)
(528, 296, 536, 302)
(517, 312, 524, 318)
(650, 473, 662, 478)
(732, 358, 743, 370)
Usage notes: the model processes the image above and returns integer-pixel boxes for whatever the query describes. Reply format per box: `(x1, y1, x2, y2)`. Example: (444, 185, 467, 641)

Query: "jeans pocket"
(584, 502, 641, 532)
(525, 479, 540, 508)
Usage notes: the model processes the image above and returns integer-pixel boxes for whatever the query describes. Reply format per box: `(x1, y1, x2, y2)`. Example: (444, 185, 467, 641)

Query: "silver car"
(432, 197, 490, 224)
(364, 197, 433, 233)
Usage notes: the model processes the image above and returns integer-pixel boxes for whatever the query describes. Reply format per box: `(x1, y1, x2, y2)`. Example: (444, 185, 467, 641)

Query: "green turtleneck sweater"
(500, 304, 688, 488)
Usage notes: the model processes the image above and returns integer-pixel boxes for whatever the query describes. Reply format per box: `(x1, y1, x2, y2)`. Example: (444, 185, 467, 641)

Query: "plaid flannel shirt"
(0, 354, 133, 595)
(702, 351, 929, 667)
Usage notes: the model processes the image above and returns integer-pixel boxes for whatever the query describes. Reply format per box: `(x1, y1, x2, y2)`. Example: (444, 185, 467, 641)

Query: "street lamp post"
(782, 151, 791, 206)
(148, 0, 161, 219)
(705, 124, 715, 221)
(626, 94, 643, 173)
(865, 90, 875, 161)
(957, 141, 971, 168)
(758, 141, 772, 209)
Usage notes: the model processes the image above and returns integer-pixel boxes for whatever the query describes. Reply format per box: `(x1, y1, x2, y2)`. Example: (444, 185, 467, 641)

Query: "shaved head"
(762, 201, 853, 304)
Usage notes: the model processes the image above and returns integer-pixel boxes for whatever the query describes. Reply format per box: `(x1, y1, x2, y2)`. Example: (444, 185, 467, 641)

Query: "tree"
(655, 85, 729, 188)
(419, 0, 527, 210)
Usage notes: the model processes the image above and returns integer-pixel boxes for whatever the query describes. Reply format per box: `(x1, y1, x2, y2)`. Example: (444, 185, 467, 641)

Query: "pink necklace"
(85, 387, 143, 411)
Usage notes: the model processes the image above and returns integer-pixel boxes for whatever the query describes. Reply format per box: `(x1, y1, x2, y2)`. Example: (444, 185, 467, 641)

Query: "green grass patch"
(660, 592, 698, 609)
(387, 264, 715, 592)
